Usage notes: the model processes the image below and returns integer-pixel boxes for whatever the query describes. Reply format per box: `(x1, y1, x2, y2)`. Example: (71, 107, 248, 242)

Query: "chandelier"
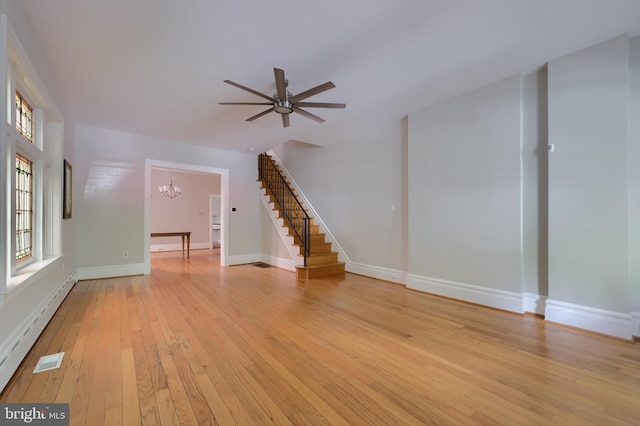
(158, 178, 182, 199)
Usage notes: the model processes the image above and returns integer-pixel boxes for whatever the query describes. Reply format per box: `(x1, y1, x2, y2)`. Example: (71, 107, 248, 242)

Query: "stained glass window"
(16, 153, 33, 262)
(16, 91, 33, 141)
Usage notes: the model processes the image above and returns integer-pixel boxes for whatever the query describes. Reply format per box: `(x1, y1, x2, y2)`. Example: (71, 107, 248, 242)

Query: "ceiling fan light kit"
(219, 68, 345, 127)
(274, 99, 293, 114)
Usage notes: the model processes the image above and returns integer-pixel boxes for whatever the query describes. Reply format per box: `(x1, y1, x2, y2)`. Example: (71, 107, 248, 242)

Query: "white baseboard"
(545, 299, 633, 340)
(226, 253, 262, 266)
(77, 254, 287, 278)
(260, 255, 296, 272)
(632, 311, 640, 338)
(406, 274, 524, 313)
(151, 242, 211, 252)
(0, 270, 77, 391)
(76, 263, 146, 280)
(347, 262, 407, 285)
(523, 292, 546, 316)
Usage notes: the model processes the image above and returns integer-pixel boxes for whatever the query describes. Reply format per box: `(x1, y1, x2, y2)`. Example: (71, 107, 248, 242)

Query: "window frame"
(16, 91, 33, 141)
(1, 16, 64, 293)
(10, 86, 44, 275)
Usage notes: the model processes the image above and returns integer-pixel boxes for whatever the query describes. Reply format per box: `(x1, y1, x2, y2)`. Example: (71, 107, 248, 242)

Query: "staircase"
(258, 153, 345, 280)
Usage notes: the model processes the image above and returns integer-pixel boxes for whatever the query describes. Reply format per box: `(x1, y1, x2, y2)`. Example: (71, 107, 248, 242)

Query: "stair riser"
(269, 195, 302, 206)
(282, 221, 320, 235)
(277, 217, 317, 231)
(292, 234, 326, 245)
(301, 244, 332, 255)
(296, 263, 346, 280)
(305, 253, 339, 266)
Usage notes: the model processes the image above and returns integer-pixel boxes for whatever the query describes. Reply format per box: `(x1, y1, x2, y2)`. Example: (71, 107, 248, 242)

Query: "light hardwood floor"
(2, 249, 640, 425)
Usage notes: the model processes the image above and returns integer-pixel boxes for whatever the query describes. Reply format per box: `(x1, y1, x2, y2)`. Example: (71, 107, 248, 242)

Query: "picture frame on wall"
(63, 159, 72, 219)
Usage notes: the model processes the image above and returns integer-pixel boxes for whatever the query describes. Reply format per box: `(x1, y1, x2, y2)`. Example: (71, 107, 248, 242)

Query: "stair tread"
(293, 242, 331, 247)
(300, 251, 339, 257)
(287, 232, 325, 237)
(296, 261, 345, 270)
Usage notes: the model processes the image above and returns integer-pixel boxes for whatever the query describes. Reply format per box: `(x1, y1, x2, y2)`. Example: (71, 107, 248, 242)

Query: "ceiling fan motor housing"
(274, 99, 294, 114)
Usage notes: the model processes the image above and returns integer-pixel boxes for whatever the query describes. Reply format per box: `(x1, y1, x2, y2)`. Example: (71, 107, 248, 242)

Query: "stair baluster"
(258, 153, 311, 266)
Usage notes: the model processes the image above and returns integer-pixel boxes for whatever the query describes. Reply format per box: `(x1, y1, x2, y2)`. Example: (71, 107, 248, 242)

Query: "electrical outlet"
(123, 251, 129, 258)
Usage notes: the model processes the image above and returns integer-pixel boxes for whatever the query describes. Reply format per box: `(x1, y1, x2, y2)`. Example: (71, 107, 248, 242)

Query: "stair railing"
(258, 153, 311, 266)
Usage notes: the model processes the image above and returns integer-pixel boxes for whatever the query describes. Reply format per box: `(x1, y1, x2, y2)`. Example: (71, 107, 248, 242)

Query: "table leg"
(187, 234, 190, 258)
(181, 236, 185, 256)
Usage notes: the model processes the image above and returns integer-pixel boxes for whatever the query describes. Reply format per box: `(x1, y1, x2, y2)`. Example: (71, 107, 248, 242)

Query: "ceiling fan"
(219, 68, 346, 128)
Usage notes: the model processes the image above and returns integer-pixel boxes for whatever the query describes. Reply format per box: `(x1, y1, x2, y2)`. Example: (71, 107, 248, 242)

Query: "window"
(16, 153, 33, 262)
(12, 89, 40, 270)
(16, 92, 33, 141)
(2, 18, 63, 290)
(15, 93, 35, 264)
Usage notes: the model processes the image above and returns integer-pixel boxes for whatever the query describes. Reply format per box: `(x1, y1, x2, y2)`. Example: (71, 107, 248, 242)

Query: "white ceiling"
(20, 0, 640, 153)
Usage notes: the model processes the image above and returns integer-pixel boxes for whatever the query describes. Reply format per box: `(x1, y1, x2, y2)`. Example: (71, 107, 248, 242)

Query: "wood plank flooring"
(2, 249, 640, 425)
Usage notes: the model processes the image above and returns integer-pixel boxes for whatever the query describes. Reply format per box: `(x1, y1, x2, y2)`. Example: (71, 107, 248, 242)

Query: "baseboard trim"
(76, 254, 276, 275)
(260, 255, 296, 272)
(545, 299, 633, 340)
(406, 274, 524, 313)
(0, 270, 77, 391)
(347, 262, 407, 285)
(632, 311, 640, 339)
(226, 254, 262, 266)
(76, 263, 146, 280)
(522, 292, 547, 316)
(150, 242, 211, 252)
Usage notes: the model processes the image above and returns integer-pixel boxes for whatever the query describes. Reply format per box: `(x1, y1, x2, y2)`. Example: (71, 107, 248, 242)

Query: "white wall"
(74, 124, 262, 278)
(260, 205, 296, 269)
(275, 123, 408, 283)
(151, 169, 220, 249)
(546, 35, 631, 338)
(0, 1, 74, 391)
(265, 36, 639, 339)
(407, 75, 523, 312)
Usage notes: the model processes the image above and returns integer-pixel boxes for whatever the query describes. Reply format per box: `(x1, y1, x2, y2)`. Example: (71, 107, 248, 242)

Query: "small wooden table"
(151, 232, 191, 257)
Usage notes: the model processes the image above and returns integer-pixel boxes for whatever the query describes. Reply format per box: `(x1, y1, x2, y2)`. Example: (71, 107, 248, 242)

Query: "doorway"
(210, 194, 221, 248)
(144, 159, 230, 274)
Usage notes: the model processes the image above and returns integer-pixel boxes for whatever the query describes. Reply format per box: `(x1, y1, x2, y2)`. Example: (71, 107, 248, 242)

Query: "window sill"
(4, 255, 63, 294)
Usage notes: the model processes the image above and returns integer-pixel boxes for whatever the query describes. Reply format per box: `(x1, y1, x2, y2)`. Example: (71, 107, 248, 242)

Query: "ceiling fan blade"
(281, 114, 290, 128)
(274, 68, 287, 101)
(219, 102, 273, 105)
(223, 80, 275, 102)
(246, 108, 274, 122)
(289, 81, 336, 102)
(296, 102, 346, 109)
(293, 107, 325, 124)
